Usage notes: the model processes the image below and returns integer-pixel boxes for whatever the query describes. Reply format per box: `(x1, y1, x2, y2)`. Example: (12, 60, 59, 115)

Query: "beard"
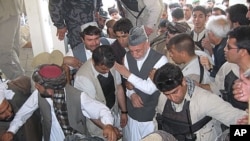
(40, 91, 52, 98)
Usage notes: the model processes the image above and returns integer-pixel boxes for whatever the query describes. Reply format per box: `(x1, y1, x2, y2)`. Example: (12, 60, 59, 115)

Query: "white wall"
(24, 0, 65, 56)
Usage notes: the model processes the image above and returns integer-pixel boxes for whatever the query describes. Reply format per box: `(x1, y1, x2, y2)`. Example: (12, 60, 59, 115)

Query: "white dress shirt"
(74, 61, 121, 99)
(124, 48, 168, 98)
(7, 89, 114, 141)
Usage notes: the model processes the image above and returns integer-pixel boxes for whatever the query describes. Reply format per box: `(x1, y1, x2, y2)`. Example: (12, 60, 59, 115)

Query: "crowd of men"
(1, 0, 250, 141)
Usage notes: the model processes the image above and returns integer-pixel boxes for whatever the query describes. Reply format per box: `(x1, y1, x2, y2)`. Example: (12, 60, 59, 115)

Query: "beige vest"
(77, 59, 120, 138)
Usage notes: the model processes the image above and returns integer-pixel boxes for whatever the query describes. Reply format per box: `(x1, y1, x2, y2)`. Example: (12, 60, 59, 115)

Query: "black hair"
(227, 26, 250, 54)
(167, 33, 195, 56)
(92, 45, 116, 68)
(192, 5, 207, 16)
(80, 26, 101, 39)
(206, 7, 212, 16)
(113, 18, 133, 34)
(158, 19, 169, 28)
(184, 4, 193, 11)
(227, 4, 249, 26)
(153, 63, 183, 92)
(171, 8, 184, 20)
(169, 3, 181, 10)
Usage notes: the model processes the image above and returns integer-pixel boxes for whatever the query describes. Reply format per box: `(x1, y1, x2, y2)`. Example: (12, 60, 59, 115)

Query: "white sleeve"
(74, 76, 96, 99)
(80, 92, 114, 125)
(126, 89, 136, 99)
(8, 90, 39, 134)
(127, 56, 168, 94)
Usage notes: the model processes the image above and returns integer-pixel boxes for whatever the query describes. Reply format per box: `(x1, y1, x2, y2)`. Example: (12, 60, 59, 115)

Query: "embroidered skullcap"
(31, 50, 64, 68)
(32, 64, 67, 90)
(128, 26, 148, 46)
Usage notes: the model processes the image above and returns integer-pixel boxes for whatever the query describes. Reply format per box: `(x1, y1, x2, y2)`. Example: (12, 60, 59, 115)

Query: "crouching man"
(1, 64, 117, 141)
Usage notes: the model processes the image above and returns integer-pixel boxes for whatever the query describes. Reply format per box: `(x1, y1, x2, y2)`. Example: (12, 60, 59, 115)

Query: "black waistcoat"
(222, 71, 248, 110)
(97, 72, 116, 109)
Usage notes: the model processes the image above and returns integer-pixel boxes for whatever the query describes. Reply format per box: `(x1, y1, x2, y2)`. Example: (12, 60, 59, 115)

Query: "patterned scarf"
(53, 89, 77, 136)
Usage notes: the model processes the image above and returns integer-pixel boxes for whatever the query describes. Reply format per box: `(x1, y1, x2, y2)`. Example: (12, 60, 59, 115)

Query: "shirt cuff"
(126, 89, 135, 99)
(8, 126, 18, 134)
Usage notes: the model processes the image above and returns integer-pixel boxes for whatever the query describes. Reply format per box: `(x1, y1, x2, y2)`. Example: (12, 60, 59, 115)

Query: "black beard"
(40, 91, 52, 98)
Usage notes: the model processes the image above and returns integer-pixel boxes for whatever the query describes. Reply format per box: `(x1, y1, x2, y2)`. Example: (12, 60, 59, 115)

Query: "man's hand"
(233, 73, 250, 102)
(103, 124, 117, 141)
(114, 62, 131, 78)
(144, 26, 153, 36)
(199, 56, 212, 71)
(237, 113, 248, 125)
(120, 112, 128, 128)
(1, 131, 14, 141)
(149, 68, 157, 81)
(113, 127, 123, 140)
(125, 81, 134, 90)
(56, 27, 67, 40)
(131, 93, 143, 108)
(63, 56, 83, 69)
(201, 37, 213, 55)
(61, 64, 71, 84)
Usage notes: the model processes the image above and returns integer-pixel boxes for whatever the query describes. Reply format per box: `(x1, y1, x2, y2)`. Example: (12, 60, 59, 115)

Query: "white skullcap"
(213, 4, 227, 12)
(80, 22, 98, 32)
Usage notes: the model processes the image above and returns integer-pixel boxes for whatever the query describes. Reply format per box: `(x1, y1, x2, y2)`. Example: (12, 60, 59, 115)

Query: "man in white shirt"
(114, 26, 168, 141)
(0, 76, 42, 141)
(74, 45, 127, 139)
(1, 64, 117, 141)
(63, 22, 115, 85)
(63, 22, 114, 70)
